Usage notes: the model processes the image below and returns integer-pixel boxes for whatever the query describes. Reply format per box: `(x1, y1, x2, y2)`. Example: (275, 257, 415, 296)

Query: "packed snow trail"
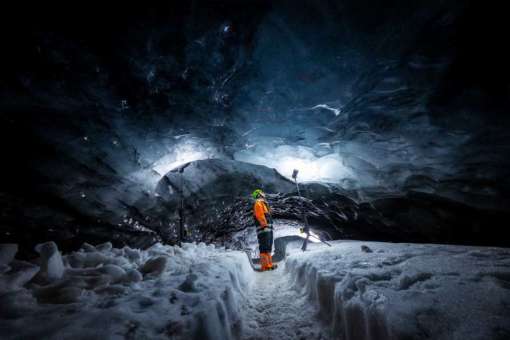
(241, 264, 330, 340)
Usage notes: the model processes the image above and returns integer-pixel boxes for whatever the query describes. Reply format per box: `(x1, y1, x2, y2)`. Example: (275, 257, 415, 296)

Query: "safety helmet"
(252, 189, 265, 199)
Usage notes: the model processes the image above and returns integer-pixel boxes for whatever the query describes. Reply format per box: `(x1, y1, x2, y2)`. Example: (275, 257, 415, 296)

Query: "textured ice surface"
(1, 239, 509, 339)
(285, 241, 510, 340)
(0, 242, 253, 339)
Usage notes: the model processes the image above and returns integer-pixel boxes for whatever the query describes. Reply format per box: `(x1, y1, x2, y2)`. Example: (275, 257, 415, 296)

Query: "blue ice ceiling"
(1, 0, 509, 236)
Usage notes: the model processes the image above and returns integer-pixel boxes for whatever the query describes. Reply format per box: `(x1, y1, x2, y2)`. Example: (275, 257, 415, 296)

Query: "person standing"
(252, 189, 277, 271)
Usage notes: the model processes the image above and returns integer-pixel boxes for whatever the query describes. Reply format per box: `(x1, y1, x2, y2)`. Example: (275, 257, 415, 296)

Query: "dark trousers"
(257, 229, 273, 253)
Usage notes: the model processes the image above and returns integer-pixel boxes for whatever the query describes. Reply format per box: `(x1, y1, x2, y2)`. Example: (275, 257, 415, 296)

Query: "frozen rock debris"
(140, 256, 168, 276)
(360, 244, 373, 253)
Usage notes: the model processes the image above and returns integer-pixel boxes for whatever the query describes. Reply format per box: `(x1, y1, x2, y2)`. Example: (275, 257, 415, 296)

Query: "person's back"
(252, 189, 276, 271)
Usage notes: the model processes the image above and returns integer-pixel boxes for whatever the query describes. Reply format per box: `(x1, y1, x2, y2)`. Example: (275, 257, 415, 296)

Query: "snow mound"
(0, 242, 253, 339)
(35, 241, 65, 281)
(285, 241, 510, 340)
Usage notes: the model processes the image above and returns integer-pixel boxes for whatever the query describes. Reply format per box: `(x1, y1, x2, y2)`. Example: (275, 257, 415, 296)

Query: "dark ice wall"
(1, 1, 509, 253)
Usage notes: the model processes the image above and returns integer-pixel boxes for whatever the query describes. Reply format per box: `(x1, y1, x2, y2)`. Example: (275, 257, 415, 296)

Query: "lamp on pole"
(292, 169, 331, 250)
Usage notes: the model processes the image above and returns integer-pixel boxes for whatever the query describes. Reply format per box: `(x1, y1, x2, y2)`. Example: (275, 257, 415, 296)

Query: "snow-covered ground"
(0, 242, 253, 339)
(241, 265, 327, 340)
(285, 240, 510, 340)
(1, 238, 510, 340)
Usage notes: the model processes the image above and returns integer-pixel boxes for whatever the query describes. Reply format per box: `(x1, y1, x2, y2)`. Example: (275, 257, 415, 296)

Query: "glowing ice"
(235, 144, 353, 182)
(152, 137, 221, 175)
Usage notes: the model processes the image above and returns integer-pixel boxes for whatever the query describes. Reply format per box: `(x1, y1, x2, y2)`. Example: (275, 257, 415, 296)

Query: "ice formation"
(285, 241, 510, 340)
(0, 241, 252, 339)
(34, 241, 65, 281)
(1, 238, 509, 339)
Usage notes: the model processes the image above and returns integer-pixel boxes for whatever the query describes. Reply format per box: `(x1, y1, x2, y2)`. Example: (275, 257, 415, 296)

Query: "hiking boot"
(268, 264, 278, 270)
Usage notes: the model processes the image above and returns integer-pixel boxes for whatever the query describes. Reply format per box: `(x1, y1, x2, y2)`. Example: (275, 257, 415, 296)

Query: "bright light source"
(273, 223, 321, 243)
(153, 152, 205, 175)
(278, 156, 321, 181)
(307, 229, 321, 243)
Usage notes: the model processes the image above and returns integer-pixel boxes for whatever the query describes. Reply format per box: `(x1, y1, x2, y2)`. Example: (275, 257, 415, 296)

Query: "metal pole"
(292, 169, 331, 250)
(178, 166, 185, 247)
(292, 169, 310, 251)
(294, 177, 309, 227)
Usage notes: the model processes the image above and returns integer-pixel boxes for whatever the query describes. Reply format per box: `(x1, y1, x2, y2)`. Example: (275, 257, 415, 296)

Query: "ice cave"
(1, 1, 509, 339)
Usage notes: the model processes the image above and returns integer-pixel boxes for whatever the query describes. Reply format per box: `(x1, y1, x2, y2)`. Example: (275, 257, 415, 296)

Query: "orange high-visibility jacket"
(253, 199, 270, 228)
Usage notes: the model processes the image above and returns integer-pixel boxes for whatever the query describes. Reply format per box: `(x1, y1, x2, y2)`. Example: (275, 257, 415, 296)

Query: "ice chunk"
(35, 241, 64, 281)
(83, 252, 111, 267)
(66, 252, 86, 268)
(124, 269, 143, 283)
(0, 244, 18, 266)
(123, 247, 141, 261)
(97, 264, 126, 283)
(140, 256, 168, 276)
(66, 251, 115, 268)
(81, 243, 96, 252)
(96, 242, 113, 252)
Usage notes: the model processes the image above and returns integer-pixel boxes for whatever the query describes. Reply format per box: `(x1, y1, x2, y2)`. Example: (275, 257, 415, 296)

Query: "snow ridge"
(2, 240, 510, 339)
(286, 259, 390, 340)
(0, 242, 253, 340)
(285, 241, 510, 340)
